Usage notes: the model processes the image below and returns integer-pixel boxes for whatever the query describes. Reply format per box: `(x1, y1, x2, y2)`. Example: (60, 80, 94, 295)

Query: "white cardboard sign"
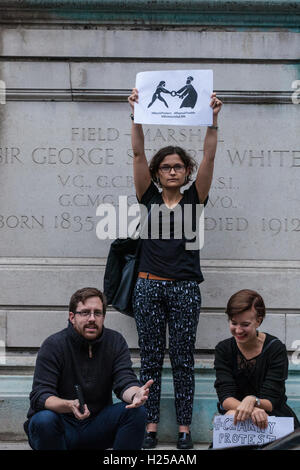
(134, 70, 213, 126)
(213, 415, 294, 449)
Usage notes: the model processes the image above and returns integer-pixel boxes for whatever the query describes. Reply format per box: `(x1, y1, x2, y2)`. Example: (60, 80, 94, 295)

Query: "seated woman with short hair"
(214, 289, 299, 430)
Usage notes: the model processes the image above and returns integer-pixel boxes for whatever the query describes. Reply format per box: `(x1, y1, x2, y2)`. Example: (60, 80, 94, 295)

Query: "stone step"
(0, 353, 216, 442)
(0, 351, 214, 372)
(0, 374, 217, 442)
(0, 441, 209, 450)
(1, 353, 300, 443)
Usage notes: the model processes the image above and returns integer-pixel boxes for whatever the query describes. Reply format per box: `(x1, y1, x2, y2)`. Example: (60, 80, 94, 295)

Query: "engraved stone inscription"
(0, 102, 299, 259)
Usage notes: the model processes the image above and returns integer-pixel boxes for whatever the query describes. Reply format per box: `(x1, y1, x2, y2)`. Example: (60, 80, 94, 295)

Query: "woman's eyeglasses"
(159, 164, 186, 173)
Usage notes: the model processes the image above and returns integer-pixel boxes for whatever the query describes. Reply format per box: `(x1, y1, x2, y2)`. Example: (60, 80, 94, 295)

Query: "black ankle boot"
(142, 431, 158, 449)
(177, 432, 193, 449)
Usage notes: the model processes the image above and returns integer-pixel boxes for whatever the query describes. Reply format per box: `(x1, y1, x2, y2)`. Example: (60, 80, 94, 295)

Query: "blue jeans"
(28, 402, 146, 450)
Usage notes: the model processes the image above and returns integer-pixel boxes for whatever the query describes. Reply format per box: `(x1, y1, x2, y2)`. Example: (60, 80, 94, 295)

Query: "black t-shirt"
(137, 181, 207, 282)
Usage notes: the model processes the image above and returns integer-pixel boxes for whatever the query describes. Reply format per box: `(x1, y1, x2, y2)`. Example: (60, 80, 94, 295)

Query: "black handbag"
(103, 236, 141, 317)
(113, 243, 141, 316)
(103, 203, 154, 317)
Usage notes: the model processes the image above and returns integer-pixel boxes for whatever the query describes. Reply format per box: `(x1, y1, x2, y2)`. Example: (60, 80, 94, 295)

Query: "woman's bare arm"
(128, 88, 151, 200)
(194, 93, 222, 203)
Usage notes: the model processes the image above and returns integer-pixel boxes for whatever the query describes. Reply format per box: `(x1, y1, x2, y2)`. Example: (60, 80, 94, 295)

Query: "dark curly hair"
(69, 287, 107, 316)
(149, 146, 197, 186)
(225, 289, 266, 323)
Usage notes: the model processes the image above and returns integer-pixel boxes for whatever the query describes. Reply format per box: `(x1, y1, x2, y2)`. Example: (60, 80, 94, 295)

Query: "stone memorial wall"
(0, 2, 299, 353)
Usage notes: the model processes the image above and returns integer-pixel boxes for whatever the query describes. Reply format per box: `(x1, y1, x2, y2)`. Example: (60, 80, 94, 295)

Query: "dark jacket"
(214, 333, 300, 426)
(104, 236, 140, 305)
(24, 322, 141, 429)
(103, 194, 155, 312)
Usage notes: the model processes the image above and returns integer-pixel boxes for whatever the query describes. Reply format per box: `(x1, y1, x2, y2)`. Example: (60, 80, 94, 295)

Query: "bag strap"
(261, 338, 278, 357)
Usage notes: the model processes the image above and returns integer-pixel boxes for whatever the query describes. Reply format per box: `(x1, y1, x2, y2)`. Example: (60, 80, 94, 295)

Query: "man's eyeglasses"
(159, 164, 186, 173)
(74, 311, 103, 318)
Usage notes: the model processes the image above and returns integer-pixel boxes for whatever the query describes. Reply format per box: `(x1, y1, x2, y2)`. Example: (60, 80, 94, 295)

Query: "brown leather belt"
(138, 271, 175, 281)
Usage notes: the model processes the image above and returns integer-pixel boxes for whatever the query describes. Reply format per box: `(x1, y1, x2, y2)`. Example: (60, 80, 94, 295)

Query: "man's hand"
(251, 407, 268, 429)
(233, 395, 256, 424)
(125, 379, 154, 409)
(70, 399, 91, 420)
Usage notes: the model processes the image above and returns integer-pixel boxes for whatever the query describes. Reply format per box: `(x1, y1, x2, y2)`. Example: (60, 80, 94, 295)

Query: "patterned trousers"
(133, 278, 201, 425)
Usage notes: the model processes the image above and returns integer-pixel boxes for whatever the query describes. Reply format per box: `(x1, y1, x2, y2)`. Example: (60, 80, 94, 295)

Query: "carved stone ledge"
(0, 0, 299, 29)
(4, 88, 295, 104)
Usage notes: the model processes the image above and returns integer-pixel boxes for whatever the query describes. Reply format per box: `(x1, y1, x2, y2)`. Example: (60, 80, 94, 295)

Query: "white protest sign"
(134, 70, 213, 126)
(213, 415, 294, 449)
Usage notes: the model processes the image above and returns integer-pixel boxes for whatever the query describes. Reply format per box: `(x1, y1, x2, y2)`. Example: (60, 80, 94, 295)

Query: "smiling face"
(69, 296, 105, 340)
(156, 153, 189, 189)
(229, 307, 262, 345)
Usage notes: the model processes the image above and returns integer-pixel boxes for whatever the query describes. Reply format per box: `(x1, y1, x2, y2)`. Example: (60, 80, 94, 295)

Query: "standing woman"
(128, 88, 222, 449)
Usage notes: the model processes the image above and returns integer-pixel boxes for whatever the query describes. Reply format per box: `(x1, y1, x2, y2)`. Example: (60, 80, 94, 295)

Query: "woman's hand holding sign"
(232, 395, 268, 430)
(233, 395, 257, 424)
(251, 407, 268, 430)
(210, 92, 222, 116)
(128, 87, 138, 112)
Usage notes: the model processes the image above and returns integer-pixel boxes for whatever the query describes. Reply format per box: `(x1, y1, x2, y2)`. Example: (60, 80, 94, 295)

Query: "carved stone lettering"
(1, 102, 299, 259)
(0, 147, 23, 164)
(71, 128, 120, 142)
(32, 147, 115, 165)
(227, 149, 300, 167)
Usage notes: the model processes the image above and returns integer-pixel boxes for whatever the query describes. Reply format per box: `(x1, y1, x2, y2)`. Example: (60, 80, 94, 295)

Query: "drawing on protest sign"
(134, 70, 213, 126)
(213, 415, 294, 449)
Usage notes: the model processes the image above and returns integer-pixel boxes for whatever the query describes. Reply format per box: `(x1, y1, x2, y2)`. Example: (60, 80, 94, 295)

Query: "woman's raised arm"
(128, 88, 151, 201)
(194, 93, 222, 203)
